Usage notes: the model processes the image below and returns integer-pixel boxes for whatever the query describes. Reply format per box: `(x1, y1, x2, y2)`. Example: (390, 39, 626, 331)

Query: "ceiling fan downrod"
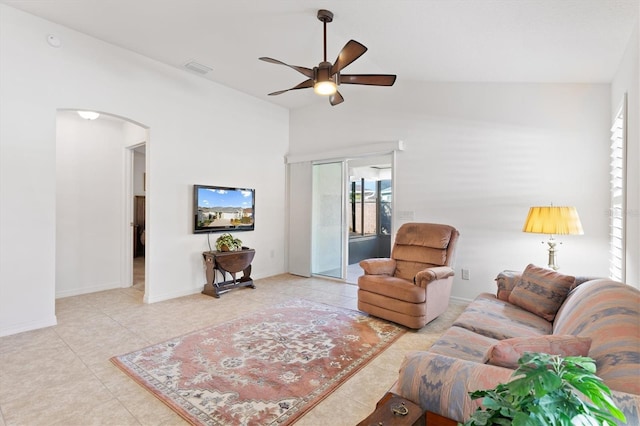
(317, 9, 333, 63)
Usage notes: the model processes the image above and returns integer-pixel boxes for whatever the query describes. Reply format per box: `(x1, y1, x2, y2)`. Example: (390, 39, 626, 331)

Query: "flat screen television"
(194, 185, 255, 233)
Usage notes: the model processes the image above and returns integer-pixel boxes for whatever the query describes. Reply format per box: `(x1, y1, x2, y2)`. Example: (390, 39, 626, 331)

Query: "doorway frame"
(285, 140, 403, 279)
(310, 150, 396, 281)
(124, 141, 148, 298)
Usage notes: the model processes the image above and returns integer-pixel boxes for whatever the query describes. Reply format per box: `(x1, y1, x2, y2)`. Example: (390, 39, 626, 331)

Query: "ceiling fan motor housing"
(314, 61, 334, 84)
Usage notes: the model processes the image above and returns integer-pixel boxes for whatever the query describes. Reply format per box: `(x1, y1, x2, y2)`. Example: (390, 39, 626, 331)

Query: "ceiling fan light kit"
(313, 61, 337, 95)
(314, 80, 337, 95)
(259, 9, 396, 106)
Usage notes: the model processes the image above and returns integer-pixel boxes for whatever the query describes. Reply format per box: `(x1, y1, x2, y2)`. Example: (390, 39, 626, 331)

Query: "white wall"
(612, 19, 640, 289)
(290, 82, 612, 299)
(56, 112, 125, 297)
(0, 5, 289, 336)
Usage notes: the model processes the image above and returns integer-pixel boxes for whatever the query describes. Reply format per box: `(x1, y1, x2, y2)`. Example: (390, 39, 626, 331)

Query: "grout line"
(0, 274, 462, 425)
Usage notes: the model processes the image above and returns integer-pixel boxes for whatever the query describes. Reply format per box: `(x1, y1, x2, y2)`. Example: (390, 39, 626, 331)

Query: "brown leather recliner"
(357, 223, 460, 329)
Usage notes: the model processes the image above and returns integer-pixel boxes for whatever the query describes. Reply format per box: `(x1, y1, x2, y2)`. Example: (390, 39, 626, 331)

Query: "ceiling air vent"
(183, 60, 213, 75)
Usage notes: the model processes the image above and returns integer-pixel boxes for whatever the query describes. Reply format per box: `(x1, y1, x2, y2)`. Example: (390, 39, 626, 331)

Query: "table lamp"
(522, 206, 584, 270)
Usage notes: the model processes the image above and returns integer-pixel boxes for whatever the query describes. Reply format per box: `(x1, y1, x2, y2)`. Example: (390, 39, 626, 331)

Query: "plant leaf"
(464, 353, 627, 426)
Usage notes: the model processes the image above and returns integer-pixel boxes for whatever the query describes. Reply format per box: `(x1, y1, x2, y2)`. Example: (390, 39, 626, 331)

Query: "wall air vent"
(183, 60, 213, 75)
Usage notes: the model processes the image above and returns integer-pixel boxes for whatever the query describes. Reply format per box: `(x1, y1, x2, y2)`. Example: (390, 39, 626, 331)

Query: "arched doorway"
(55, 109, 149, 299)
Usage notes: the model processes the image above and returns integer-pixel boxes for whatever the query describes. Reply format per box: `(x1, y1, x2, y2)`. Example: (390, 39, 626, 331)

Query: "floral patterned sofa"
(394, 264, 640, 424)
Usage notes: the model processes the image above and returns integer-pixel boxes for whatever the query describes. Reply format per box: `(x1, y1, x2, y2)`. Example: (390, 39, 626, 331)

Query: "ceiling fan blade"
(339, 74, 397, 86)
(267, 79, 314, 96)
(331, 40, 367, 75)
(330, 91, 344, 106)
(259, 57, 313, 78)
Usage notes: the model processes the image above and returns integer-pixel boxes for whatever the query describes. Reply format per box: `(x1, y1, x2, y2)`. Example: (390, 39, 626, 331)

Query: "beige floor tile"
(294, 388, 372, 426)
(0, 273, 465, 425)
(116, 381, 188, 426)
(92, 360, 150, 396)
(366, 346, 409, 373)
(1, 372, 114, 425)
(0, 344, 84, 403)
(0, 327, 64, 356)
(50, 398, 141, 426)
(331, 363, 399, 406)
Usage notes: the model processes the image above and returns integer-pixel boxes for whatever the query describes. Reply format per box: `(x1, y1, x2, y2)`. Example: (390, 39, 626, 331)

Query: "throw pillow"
(495, 270, 521, 301)
(487, 335, 592, 369)
(508, 264, 575, 321)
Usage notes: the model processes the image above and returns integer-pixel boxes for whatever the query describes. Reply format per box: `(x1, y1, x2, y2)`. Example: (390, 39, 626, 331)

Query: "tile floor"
(0, 273, 465, 426)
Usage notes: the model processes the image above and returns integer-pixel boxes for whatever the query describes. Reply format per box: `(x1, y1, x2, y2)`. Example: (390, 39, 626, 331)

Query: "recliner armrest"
(359, 258, 396, 276)
(415, 266, 454, 288)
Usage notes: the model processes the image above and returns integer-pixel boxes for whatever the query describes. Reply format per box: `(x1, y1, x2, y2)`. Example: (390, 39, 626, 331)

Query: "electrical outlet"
(461, 269, 470, 280)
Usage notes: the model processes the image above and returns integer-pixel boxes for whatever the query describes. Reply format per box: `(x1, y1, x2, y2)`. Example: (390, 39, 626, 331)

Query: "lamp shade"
(522, 206, 584, 235)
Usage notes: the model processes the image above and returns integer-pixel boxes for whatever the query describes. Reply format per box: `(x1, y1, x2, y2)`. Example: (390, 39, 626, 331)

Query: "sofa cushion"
(571, 275, 600, 290)
(508, 264, 575, 321)
(453, 293, 552, 340)
(495, 270, 520, 301)
(487, 335, 592, 369)
(429, 326, 497, 362)
(553, 279, 640, 395)
(397, 352, 514, 423)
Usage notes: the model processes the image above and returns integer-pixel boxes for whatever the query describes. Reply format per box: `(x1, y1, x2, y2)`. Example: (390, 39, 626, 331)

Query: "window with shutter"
(610, 95, 626, 282)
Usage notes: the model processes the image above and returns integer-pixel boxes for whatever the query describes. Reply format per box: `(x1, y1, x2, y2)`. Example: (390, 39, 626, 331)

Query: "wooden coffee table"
(357, 393, 425, 426)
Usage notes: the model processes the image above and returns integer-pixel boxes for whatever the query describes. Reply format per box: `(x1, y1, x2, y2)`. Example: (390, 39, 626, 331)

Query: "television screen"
(194, 185, 255, 233)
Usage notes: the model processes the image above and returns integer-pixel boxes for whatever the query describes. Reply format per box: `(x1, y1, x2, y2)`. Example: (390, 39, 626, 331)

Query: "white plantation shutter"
(610, 96, 626, 282)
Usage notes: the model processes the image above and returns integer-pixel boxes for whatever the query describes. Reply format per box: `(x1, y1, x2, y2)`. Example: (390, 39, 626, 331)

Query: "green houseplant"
(463, 352, 626, 426)
(215, 233, 243, 252)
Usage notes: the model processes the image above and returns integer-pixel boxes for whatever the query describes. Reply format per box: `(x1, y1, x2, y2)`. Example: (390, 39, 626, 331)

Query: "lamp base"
(546, 237, 559, 270)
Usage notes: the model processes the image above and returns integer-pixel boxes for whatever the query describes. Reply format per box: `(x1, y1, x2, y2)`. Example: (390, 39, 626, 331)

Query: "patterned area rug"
(111, 299, 406, 425)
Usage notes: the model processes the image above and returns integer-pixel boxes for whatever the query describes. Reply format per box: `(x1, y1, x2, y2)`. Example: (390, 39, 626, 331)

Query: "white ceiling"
(3, 0, 638, 109)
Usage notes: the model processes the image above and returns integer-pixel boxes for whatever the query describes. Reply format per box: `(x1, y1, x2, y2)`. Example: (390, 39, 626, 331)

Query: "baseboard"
(144, 286, 203, 304)
(0, 315, 57, 338)
(450, 295, 473, 304)
(55, 281, 121, 299)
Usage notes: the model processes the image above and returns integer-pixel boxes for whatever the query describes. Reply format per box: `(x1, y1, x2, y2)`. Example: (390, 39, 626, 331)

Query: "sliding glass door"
(311, 162, 345, 279)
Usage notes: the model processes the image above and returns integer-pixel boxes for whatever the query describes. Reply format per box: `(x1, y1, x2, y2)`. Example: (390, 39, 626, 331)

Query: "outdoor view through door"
(310, 156, 393, 283)
(347, 158, 393, 278)
(349, 179, 392, 238)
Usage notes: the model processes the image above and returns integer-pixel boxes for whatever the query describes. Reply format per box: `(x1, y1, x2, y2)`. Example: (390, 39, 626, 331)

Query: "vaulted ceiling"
(2, 0, 638, 109)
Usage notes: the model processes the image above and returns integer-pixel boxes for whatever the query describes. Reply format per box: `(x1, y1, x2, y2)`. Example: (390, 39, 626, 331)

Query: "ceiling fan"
(259, 9, 397, 106)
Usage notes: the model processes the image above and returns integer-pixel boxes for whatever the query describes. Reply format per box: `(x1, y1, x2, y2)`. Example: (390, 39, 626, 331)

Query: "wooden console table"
(202, 248, 255, 298)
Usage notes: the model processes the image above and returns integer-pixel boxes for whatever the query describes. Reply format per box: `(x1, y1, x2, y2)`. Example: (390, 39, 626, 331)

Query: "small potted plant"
(463, 352, 626, 426)
(215, 233, 243, 252)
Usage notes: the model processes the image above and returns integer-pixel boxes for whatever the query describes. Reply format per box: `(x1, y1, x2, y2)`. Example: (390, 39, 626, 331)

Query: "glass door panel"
(311, 162, 345, 279)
